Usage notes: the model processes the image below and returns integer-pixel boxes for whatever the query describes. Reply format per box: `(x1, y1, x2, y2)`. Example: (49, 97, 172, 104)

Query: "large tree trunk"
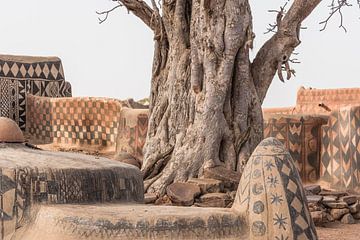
(114, 0, 322, 196)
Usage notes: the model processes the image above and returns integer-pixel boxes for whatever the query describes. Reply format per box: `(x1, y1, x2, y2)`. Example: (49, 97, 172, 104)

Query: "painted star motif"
(275, 235, 289, 240)
(270, 193, 284, 205)
(273, 213, 288, 230)
(265, 160, 275, 171)
(267, 174, 279, 188)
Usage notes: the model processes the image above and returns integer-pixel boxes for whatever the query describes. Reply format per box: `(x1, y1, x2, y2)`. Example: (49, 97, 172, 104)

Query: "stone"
(195, 193, 231, 208)
(203, 166, 240, 190)
(349, 202, 360, 214)
(144, 193, 158, 204)
(330, 208, 350, 220)
(0, 117, 25, 143)
(311, 211, 326, 225)
(341, 213, 356, 224)
(340, 195, 357, 205)
(154, 194, 172, 205)
(323, 201, 348, 209)
(305, 185, 321, 195)
(322, 195, 338, 203)
(319, 190, 348, 198)
(308, 202, 325, 212)
(112, 152, 142, 169)
(353, 211, 360, 219)
(166, 182, 201, 206)
(307, 195, 323, 203)
(187, 178, 224, 194)
(326, 213, 335, 222)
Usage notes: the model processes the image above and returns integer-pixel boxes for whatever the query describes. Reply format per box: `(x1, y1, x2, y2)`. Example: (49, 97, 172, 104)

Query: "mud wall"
(264, 115, 328, 183)
(320, 106, 360, 193)
(0, 54, 72, 130)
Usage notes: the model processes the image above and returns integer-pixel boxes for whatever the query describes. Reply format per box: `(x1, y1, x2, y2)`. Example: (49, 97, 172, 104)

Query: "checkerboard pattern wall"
(26, 95, 122, 150)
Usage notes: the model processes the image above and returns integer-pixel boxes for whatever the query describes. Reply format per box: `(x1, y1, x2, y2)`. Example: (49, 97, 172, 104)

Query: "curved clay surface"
(0, 117, 25, 143)
(7, 138, 317, 240)
(0, 143, 144, 239)
(233, 137, 318, 239)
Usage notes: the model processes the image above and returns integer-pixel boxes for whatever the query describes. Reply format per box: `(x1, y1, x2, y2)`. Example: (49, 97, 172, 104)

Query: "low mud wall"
(264, 114, 328, 183)
(26, 95, 122, 152)
(26, 95, 150, 156)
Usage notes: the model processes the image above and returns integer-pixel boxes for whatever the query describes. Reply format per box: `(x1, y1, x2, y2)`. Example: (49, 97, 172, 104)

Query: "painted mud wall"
(264, 115, 327, 183)
(0, 55, 72, 130)
(26, 95, 149, 156)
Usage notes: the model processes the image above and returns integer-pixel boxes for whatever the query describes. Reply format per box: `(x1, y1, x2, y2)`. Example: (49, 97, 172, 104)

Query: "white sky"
(0, 0, 359, 107)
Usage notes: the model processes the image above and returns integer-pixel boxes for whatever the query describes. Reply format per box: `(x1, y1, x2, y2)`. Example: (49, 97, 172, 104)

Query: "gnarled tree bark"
(105, 0, 321, 196)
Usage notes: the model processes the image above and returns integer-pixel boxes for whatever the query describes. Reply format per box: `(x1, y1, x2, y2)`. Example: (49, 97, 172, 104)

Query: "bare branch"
(97, 0, 157, 31)
(96, 4, 122, 24)
(252, 0, 322, 103)
(319, 0, 353, 32)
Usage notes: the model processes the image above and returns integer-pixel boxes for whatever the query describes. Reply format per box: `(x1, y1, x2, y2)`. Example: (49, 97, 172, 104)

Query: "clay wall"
(26, 95, 122, 152)
(0, 54, 72, 130)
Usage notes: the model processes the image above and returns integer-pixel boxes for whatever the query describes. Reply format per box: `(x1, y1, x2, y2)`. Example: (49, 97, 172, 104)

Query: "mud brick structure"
(264, 115, 327, 183)
(116, 107, 149, 160)
(26, 95, 122, 151)
(264, 87, 360, 116)
(2, 138, 316, 240)
(321, 106, 360, 193)
(0, 54, 72, 130)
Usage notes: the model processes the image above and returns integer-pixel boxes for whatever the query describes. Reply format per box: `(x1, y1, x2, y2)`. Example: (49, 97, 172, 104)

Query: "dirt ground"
(317, 222, 360, 240)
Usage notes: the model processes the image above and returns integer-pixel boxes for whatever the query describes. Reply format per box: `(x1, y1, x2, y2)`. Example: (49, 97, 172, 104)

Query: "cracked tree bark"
(112, 0, 321, 196)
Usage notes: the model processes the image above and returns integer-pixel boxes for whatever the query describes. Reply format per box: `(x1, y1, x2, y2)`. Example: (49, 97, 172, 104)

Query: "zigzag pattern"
(321, 106, 360, 192)
(264, 116, 326, 183)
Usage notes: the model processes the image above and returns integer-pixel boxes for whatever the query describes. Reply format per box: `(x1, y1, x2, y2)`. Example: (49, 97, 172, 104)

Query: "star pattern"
(273, 213, 288, 230)
(265, 160, 275, 171)
(267, 174, 279, 188)
(270, 193, 284, 205)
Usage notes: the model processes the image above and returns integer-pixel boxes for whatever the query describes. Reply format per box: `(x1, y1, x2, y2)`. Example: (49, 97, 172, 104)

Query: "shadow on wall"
(25, 95, 149, 157)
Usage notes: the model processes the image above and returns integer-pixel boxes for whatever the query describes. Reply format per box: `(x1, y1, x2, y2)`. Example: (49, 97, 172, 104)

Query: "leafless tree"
(98, 0, 358, 196)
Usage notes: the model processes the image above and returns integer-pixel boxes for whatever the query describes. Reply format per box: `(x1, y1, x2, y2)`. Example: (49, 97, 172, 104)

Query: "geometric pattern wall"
(264, 115, 327, 183)
(320, 106, 360, 193)
(0, 54, 72, 130)
(26, 95, 122, 151)
(116, 108, 149, 160)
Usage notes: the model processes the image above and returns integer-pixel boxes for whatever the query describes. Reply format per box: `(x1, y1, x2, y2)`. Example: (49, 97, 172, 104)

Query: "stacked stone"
(145, 166, 240, 207)
(305, 185, 360, 225)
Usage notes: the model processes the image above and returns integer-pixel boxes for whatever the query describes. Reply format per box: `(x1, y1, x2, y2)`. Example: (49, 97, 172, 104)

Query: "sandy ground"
(317, 222, 360, 240)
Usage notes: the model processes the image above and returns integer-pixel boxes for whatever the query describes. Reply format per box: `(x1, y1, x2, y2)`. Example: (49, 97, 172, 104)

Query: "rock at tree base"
(166, 183, 201, 206)
(187, 178, 224, 194)
(340, 196, 357, 205)
(319, 190, 348, 198)
(305, 185, 322, 195)
(203, 166, 240, 190)
(330, 208, 350, 220)
(349, 202, 360, 213)
(144, 193, 158, 204)
(324, 201, 348, 209)
(307, 195, 323, 203)
(195, 193, 231, 208)
(341, 213, 356, 224)
(112, 152, 142, 169)
(311, 211, 327, 225)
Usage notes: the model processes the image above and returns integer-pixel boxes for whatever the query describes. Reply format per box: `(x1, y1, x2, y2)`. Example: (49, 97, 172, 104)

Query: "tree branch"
(97, 0, 157, 31)
(251, 0, 322, 103)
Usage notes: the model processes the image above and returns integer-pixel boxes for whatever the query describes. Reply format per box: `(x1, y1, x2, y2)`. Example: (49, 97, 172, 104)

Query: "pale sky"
(0, 0, 359, 107)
